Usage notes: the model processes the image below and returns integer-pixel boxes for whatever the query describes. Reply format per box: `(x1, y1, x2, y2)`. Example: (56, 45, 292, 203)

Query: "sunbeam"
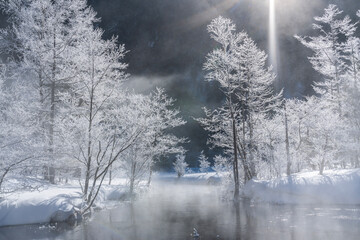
(269, 0, 278, 72)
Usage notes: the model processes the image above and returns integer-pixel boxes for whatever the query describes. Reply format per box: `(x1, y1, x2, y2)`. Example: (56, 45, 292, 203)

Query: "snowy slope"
(242, 169, 360, 204)
(0, 178, 130, 227)
(0, 185, 82, 227)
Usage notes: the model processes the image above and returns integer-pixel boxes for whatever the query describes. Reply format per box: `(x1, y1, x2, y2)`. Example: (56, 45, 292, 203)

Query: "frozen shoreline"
(242, 168, 360, 205)
(0, 178, 131, 227)
(2, 169, 360, 227)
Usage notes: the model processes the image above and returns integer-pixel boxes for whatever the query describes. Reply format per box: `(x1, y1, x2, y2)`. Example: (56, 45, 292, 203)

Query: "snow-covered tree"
(212, 155, 233, 186)
(142, 88, 186, 185)
(173, 153, 188, 178)
(59, 19, 131, 208)
(201, 17, 242, 196)
(199, 16, 281, 198)
(198, 151, 210, 173)
(296, 4, 359, 171)
(233, 35, 282, 180)
(1, 0, 96, 183)
(306, 97, 341, 174)
(0, 0, 188, 208)
(213, 155, 229, 174)
(342, 17, 360, 168)
(119, 137, 150, 197)
(295, 4, 357, 115)
(114, 90, 185, 196)
(254, 112, 284, 179)
(284, 99, 313, 173)
(278, 96, 342, 175)
(0, 63, 39, 192)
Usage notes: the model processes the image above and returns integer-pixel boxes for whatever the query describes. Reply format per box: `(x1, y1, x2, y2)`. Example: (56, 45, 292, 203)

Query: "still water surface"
(1, 182, 360, 240)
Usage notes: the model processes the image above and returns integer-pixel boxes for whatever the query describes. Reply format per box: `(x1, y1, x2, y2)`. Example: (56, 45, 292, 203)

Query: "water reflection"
(130, 203, 138, 240)
(1, 182, 360, 240)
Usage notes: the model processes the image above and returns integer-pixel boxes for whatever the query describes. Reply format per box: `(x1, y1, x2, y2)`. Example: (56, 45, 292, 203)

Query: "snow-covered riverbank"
(243, 168, 360, 205)
(0, 178, 131, 227)
(0, 172, 221, 227)
(2, 169, 359, 228)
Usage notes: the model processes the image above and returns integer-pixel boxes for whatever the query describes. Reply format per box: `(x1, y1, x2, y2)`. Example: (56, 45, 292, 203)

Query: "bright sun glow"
(269, 0, 278, 72)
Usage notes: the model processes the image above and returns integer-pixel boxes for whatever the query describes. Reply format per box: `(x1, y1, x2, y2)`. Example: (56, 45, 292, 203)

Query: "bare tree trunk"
(84, 87, 94, 199)
(147, 167, 153, 186)
(108, 164, 112, 185)
(240, 121, 252, 183)
(248, 118, 256, 179)
(0, 169, 10, 193)
(231, 112, 240, 201)
(84, 118, 92, 198)
(39, 71, 50, 182)
(284, 103, 291, 176)
(108, 135, 116, 186)
(87, 164, 99, 204)
(130, 162, 137, 199)
(82, 165, 109, 214)
(335, 62, 342, 116)
(319, 137, 328, 175)
(48, 31, 57, 184)
(319, 160, 325, 175)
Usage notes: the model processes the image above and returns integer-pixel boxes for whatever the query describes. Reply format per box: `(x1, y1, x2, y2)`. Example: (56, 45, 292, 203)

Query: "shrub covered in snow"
(174, 154, 188, 178)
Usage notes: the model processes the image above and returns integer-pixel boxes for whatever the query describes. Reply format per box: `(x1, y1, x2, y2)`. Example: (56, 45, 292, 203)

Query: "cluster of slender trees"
(199, 5, 360, 199)
(0, 1, 359, 203)
(0, 0, 185, 211)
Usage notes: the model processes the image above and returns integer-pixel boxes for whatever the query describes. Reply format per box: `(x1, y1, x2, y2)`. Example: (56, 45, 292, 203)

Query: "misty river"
(1, 181, 360, 240)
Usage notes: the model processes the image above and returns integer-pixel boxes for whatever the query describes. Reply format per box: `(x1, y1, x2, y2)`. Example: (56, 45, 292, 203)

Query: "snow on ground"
(0, 185, 82, 227)
(242, 168, 360, 205)
(0, 177, 130, 227)
(3, 169, 358, 227)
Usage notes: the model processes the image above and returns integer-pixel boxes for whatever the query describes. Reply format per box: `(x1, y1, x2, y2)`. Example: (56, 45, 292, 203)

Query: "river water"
(1, 182, 360, 240)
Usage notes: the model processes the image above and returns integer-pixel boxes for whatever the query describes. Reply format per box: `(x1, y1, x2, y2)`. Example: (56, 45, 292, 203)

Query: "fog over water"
(1, 181, 360, 240)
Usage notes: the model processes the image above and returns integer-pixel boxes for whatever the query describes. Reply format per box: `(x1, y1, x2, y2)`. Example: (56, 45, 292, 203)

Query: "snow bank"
(0, 178, 130, 227)
(242, 168, 360, 204)
(0, 186, 82, 227)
